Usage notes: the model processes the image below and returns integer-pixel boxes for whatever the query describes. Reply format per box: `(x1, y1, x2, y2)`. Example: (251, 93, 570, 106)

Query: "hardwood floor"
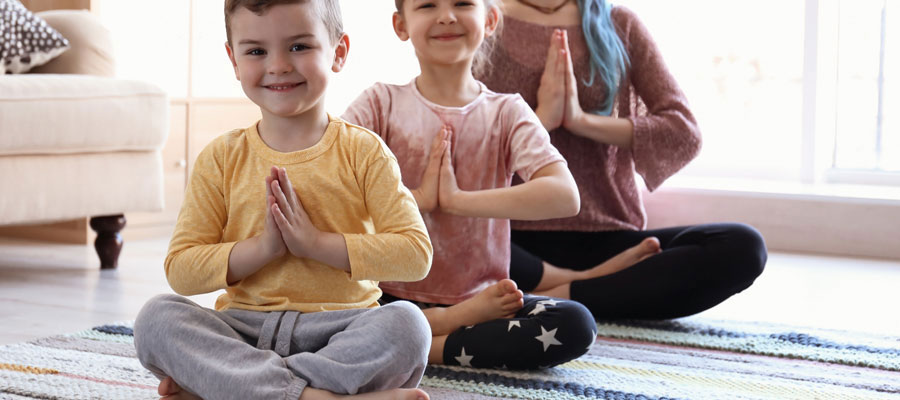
(1, 235, 899, 345)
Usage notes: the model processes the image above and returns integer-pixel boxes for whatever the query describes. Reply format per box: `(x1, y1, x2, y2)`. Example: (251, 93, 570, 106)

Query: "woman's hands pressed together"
(536, 29, 585, 133)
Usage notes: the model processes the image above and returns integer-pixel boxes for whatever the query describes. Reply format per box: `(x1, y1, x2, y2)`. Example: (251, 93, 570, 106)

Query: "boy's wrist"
(256, 235, 283, 264)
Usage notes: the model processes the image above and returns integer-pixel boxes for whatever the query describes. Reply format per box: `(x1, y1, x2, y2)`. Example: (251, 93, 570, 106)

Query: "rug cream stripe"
(0, 370, 156, 400)
(563, 358, 899, 400)
(0, 343, 156, 385)
(598, 324, 900, 370)
(582, 341, 900, 393)
(422, 377, 593, 400)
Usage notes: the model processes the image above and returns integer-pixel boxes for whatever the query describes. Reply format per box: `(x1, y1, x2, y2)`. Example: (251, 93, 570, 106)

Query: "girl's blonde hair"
(393, 0, 502, 77)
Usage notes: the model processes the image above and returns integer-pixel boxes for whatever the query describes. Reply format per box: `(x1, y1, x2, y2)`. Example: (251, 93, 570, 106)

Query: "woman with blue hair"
(476, 0, 768, 319)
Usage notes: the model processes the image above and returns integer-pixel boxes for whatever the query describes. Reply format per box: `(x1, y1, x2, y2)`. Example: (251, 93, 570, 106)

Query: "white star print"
(528, 303, 547, 316)
(535, 326, 563, 352)
(508, 320, 521, 331)
(537, 299, 562, 307)
(587, 329, 598, 350)
(455, 347, 473, 367)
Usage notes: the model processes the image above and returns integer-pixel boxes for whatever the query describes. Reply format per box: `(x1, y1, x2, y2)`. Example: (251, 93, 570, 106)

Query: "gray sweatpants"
(134, 294, 431, 400)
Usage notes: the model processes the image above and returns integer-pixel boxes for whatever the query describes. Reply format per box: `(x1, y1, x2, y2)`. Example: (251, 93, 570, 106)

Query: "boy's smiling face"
(226, 2, 347, 120)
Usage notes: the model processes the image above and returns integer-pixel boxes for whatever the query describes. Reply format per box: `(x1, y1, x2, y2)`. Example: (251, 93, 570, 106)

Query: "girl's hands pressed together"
(438, 129, 462, 214)
(412, 125, 450, 213)
(535, 29, 567, 132)
(269, 166, 321, 259)
(261, 168, 287, 260)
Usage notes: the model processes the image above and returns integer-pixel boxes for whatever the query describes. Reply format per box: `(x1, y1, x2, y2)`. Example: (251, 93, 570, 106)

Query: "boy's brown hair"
(225, 0, 343, 45)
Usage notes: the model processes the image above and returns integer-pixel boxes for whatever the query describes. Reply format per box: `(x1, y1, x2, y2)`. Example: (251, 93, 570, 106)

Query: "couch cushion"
(0, 0, 69, 74)
(29, 10, 114, 76)
(0, 74, 168, 156)
(0, 151, 164, 225)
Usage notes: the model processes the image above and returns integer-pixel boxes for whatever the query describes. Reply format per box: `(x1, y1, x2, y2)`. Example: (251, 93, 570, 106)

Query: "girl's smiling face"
(393, 0, 499, 69)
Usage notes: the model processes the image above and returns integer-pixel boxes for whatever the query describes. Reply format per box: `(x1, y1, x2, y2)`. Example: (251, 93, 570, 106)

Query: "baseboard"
(0, 218, 90, 244)
(643, 186, 900, 260)
(0, 217, 173, 246)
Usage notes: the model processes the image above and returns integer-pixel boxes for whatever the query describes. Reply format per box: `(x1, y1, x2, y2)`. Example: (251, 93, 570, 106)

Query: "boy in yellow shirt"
(133, 1, 433, 399)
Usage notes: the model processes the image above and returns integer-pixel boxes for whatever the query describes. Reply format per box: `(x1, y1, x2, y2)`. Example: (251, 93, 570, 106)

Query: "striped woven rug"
(1, 318, 898, 399)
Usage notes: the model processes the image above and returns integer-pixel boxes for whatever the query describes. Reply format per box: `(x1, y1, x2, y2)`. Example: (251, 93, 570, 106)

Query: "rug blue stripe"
(93, 325, 134, 336)
(425, 365, 682, 400)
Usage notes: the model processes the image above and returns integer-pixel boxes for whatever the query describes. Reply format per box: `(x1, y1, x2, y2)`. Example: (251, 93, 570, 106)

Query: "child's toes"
(498, 279, 518, 294)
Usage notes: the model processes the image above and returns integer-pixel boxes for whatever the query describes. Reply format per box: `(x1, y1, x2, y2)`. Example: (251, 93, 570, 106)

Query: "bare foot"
(300, 387, 429, 400)
(582, 237, 661, 280)
(455, 279, 524, 325)
(158, 376, 202, 400)
(423, 279, 524, 336)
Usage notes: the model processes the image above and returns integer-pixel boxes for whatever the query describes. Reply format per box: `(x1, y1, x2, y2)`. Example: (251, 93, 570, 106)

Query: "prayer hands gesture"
(412, 125, 459, 213)
(267, 166, 321, 259)
(535, 29, 584, 132)
(261, 167, 288, 260)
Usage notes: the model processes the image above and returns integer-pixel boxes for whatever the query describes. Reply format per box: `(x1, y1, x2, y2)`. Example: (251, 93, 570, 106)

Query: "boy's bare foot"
(300, 387, 429, 400)
(582, 237, 661, 280)
(158, 376, 202, 400)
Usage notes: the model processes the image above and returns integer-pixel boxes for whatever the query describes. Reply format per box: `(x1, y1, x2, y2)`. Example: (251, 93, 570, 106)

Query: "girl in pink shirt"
(344, 0, 652, 370)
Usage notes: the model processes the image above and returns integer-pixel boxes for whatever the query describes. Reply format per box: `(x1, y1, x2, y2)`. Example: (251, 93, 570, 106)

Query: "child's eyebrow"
(238, 34, 314, 46)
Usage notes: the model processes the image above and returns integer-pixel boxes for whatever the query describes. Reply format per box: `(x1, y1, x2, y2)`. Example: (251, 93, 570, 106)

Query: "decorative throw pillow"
(0, 0, 69, 74)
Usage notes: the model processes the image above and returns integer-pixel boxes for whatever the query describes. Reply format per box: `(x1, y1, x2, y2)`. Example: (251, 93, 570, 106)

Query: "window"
(619, 0, 899, 186)
(831, 0, 897, 173)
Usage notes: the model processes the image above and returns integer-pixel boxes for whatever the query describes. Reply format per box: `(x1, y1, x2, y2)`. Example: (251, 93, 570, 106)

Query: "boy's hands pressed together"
(411, 125, 450, 213)
(269, 167, 320, 259)
(262, 168, 287, 260)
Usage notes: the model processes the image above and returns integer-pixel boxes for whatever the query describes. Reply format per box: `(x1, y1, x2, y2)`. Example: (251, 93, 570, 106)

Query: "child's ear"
(331, 34, 350, 73)
(484, 5, 501, 37)
(225, 42, 240, 81)
(392, 12, 410, 41)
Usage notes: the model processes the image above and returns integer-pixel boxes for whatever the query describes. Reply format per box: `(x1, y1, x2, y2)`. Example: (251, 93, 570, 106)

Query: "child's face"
(225, 3, 347, 119)
(394, 0, 498, 68)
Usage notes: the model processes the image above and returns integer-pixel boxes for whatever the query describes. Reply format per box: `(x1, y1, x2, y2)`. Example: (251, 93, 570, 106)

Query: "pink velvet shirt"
(343, 80, 564, 304)
(477, 6, 702, 232)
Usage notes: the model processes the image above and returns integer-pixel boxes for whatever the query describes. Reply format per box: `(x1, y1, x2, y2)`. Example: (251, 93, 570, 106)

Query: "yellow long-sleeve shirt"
(164, 115, 432, 313)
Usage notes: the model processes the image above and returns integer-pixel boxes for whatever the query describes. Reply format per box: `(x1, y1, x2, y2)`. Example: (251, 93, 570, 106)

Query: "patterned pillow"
(1, 0, 69, 74)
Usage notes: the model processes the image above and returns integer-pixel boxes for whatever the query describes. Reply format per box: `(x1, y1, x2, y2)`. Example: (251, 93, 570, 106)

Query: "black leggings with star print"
(381, 292, 595, 370)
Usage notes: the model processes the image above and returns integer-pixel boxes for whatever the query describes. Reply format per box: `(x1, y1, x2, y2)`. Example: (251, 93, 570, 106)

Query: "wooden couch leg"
(89, 215, 126, 269)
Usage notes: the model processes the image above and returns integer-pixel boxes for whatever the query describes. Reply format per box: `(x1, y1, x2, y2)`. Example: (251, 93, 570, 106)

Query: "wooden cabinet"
(125, 100, 260, 239)
(20, 0, 91, 12)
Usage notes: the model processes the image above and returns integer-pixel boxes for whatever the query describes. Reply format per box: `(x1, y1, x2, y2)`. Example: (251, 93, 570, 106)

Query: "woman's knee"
(723, 223, 768, 283)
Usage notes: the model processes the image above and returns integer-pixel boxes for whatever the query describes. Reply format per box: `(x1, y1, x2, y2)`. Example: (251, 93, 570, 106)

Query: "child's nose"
(267, 52, 293, 75)
(437, 7, 457, 24)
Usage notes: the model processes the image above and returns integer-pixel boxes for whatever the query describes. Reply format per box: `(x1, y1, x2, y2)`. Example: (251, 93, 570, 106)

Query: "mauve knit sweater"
(476, 6, 702, 232)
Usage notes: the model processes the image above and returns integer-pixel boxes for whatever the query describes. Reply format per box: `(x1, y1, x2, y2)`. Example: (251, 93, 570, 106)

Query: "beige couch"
(0, 10, 168, 269)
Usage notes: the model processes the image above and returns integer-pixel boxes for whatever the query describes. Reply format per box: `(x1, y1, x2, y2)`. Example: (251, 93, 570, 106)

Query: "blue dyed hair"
(577, 0, 630, 115)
